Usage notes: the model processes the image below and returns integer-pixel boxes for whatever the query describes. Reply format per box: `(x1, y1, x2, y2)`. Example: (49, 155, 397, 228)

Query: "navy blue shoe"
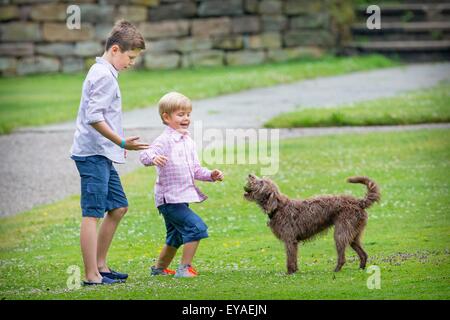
(99, 269, 128, 281)
(82, 276, 119, 286)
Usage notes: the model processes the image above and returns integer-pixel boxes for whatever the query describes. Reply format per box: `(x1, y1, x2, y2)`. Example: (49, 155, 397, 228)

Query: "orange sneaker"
(174, 264, 198, 278)
(150, 266, 176, 276)
(164, 268, 176, 275)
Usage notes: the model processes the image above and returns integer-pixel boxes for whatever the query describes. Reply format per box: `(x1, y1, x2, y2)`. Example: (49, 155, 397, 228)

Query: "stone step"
(348, 3, 450, 61)
(356, 15, 450, 23)
(356, 3, 450, 15)
(352, 21, 450, 41)
(352, 21, 450, 33)
(353, 33, 450, 42)
(354, 2, 450, 23)
(346, 40, 450, 51)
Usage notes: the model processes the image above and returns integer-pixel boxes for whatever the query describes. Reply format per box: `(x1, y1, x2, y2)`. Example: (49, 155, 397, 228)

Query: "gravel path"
(31, 62, 450, 131)
(1, 62, 449, 217)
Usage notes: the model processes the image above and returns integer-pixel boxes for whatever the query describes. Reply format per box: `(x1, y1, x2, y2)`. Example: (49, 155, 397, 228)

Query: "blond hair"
(158, 92, 192, 124)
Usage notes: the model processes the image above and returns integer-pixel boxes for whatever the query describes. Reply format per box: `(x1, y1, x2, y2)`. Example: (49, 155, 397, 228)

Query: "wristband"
(120, 139, 126, 149)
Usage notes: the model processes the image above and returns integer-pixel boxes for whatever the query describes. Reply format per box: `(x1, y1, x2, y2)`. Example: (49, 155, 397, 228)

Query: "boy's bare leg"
(97, 207, 128, 272)
(156, 244, 178, 269)
(80, 217, 102, 282)
(181, 241, 200, 266)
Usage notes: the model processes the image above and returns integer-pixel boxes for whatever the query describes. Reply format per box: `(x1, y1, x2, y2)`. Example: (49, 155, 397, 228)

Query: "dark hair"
(105, 20, 145, 52)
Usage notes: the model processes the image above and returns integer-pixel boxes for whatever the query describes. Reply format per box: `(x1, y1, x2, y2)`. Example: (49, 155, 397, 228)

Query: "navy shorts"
(157, 203, 208, 249)
(72, 155, 128, 218)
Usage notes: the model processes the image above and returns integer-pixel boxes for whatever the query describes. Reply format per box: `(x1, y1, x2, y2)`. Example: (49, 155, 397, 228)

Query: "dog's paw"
(287, 269, 298, 275)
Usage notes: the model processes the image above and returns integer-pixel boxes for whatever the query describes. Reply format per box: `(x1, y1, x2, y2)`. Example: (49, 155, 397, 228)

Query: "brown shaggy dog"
(244, 174, 380, 274)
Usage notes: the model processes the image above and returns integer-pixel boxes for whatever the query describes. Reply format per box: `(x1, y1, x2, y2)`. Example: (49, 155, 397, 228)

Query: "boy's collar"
(95, 57, 118, 79)
(165, 126, 190, 142)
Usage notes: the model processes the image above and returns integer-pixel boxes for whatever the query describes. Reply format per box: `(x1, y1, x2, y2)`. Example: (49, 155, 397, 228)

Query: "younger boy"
(140, 92, 224, 278)
(71, 20, 149, 285)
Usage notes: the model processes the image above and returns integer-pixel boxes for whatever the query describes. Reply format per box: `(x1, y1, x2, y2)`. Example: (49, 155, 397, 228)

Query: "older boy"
(140, 92, 224, 278)
(71, 20, 149, 285)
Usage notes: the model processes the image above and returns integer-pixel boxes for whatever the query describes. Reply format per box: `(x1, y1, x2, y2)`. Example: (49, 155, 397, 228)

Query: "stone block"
(261, 15, 287, 32)
(284, 0, 324, 15)
(140, 20, 189, 39)
(244, 32, 281, 49)
(198, 0, 243, 17)
(176, 37, 212, 53)
(42, 23, 94, 42)
(191, 17, 231, 37)
(290, 13, 329, 29)
(74, 41, 103, 57)
(212, 35, 243, 50)
(244, 0, 258, 13)
(148, 1, 197, 21)
(95, 24, 114, 41)
(146, 38, 178, 53)
(117, 5, 148, 22)
(0, 5, 20, 21)
(0, 57, 17, 76)
(16, 56, 60, 75)
(130, 0, 160, 6)
(30, 3, 67, 21)
(188, 50, 224, 67)
(79, 4, 115, 23)
(36, 43, 74, 57)
(144, 52, 180, 69)
(283, 30, 333, 47)
(1, 22, 41, 42)
(231, 16, 260, 34)
(258, 0, 282, 15)
(225, 50, 265, 66)
(19, 5, 32, 21)
(0, 42, 34, 56)
(62, 57, 84, 73)
(12, 0, 55, 3)
(181, 54, 191, 68)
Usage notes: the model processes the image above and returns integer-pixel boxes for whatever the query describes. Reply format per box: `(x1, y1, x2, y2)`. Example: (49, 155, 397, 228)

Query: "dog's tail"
(347, 176, 380, 209)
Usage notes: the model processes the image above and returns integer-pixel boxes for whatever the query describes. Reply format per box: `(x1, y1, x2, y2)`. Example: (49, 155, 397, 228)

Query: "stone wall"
(0, 0, 342, 76)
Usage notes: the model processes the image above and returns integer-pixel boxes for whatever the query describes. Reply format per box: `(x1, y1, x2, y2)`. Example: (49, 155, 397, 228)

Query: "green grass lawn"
(265, 82, 450, 128)
(0, 55, 398, 134)
(0, 128, 449, 299)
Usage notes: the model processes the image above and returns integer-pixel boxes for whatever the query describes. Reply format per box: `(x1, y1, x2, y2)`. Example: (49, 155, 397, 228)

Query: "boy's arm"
(85, 76, 112, 125)
(87, 75, 148, 150)
(91, 121, 148, 150)
(140, 139, 166, 166)
(192, 146, 214, 182)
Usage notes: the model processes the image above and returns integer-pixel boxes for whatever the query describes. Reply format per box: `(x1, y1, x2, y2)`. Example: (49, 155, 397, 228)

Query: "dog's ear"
(263, 191, 278, 214)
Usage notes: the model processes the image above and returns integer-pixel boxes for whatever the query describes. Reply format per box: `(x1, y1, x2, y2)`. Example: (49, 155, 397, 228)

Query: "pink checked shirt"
(140, 126, 213, 207)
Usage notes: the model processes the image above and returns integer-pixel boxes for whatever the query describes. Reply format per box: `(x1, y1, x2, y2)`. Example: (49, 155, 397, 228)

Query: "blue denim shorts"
(157, 203, 208, 249)
(72, 155, 128, 218)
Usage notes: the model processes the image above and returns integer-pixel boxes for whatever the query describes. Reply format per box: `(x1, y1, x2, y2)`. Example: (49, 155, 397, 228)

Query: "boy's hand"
(211, 169, 224, 181)
(90, 122, 149, 151)
(153, 155, 168, 167)
(125, 136, 149, 151)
